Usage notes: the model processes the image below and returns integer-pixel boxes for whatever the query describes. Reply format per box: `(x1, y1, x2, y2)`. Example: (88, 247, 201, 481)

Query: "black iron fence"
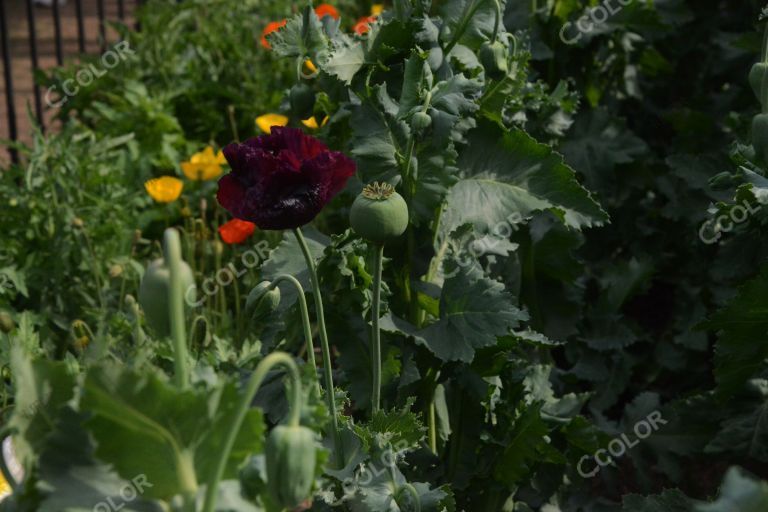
(0, 0, 139, 163)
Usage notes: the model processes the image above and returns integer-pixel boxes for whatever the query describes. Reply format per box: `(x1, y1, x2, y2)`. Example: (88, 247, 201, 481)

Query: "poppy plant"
(314, 3, 340, 20)
(216, 127, 355, 230)
(261, 19, 287, 49)
(219, 218, 257, 244)
(181, 146, 226, 181)
(145, 176, 183, 203)
(256, 113, 289, 134)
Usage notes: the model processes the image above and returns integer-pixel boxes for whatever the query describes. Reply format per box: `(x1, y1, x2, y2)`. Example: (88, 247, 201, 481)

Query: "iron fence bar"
(135, 0, 142, 30)
(25, 0, 44, 130)
(0, 0, 18, 163)
(97, 0, 106, 51)
(52, 0, 64, 65)
(75, 0, 86, 54)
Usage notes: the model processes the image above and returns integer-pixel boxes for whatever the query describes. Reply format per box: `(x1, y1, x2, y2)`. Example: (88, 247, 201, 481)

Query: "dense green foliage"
(2, 0, 768, 511)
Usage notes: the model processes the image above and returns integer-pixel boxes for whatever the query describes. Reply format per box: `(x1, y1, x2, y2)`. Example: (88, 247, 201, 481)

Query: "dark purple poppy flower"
(217, 127, 356, 230)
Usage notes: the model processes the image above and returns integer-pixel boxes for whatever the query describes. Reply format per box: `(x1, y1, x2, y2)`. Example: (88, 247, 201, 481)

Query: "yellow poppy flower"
(181, 146, 226, 181)
(304, 59, 318, 74)
(371, 4, 384, 15)
(0, 471, 9, 500)
(145, 176, 183, 203)
(256, 113, 289, 134)
(301, 116, 330, 129)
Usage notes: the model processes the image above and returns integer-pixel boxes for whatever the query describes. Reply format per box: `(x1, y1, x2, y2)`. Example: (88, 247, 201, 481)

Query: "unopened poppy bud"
(0, 310, 14, 333)
(138, 258, 196, 336)
(246, 281, 281, 322)
(72, 217, 84, 228)
(479, 40, 508, 79)
(266, 425, 317, 509)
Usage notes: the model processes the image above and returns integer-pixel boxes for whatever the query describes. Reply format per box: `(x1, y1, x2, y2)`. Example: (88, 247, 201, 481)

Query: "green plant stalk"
(371, 244, 384, 413)
(293, 228, 344, 467)
(270, 274, 321, 396)
(202, 352, 301, 512)
(762, 22, 768, 113)
(163, 229, 190, 389)
(398, 483, 422, 512)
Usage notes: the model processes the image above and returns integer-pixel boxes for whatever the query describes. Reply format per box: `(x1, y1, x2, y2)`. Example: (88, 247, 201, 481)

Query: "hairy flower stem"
(761, 22, 768, 113)
(270, 274, 321, 396)
(164, 229, 190, 389)
(293, 228, 344, 467)
(202, 352, 302, 512)
(371, 244, 385, 413)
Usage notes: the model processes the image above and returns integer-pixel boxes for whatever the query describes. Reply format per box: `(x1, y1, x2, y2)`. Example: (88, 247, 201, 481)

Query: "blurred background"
(0, 0, 133, 162)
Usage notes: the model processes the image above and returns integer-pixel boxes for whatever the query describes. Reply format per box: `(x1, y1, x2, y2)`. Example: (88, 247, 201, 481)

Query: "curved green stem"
(490, 0, 502, 43)
(292, 228, 344, 467)
(164, 229, 190, 389)
(270, 274, 320, 395)
(371, 244, 384, 413)
(398, 483, 422, 512)
(202, 352, 302, 512)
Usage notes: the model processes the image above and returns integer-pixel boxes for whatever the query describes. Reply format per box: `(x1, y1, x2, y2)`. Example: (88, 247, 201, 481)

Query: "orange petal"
(354, 16, 377, 35)
(219, 219, 257, 244)
(261, 19, 287, 49)
(314, 3, 340, 20)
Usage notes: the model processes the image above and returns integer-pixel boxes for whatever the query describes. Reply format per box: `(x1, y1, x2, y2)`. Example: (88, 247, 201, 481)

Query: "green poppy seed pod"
(350, 182, 409, 244)
(753, 113, 768, 163)
(0, 310, 14, 333)
(749, 62, 768, 104)
(479, 40, 508, 80)
(411, 111, 432, 135)
(265, 425, 317, 509)
(289, 83, 316, 120)
(245, 281, 281, 322)
(138, 258, 195, 337)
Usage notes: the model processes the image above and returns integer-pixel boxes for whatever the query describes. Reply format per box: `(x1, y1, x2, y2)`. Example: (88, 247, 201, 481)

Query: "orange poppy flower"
(219, 219, 257, 244)
(314, 3, 340, 20)
(261, 19, 287, 49)
(354, 15, 377, 35)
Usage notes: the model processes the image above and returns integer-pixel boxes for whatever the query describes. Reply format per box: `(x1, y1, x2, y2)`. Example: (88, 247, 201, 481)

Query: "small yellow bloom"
(0, 471, 9, 500)
(301, 116, 330, 129)
(145, 176, 183, 203)
(181, 146, 226, 181)
(304, 59, 318, 74)
(371, 4, 384, 15)
(256, 113, 289, 134)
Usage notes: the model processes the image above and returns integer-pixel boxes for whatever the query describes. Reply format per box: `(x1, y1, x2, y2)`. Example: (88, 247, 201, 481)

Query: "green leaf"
(458, 120, 608, 230)
(558, 108, 648, 193)
(9, 347, 77, 469)
(353, 400, 426, 452)
(703, 264, 768, 396)
(420, 262, 527, 362)
(324, 43, 366, 85)
(622, 489, 693, 511)
(697, 467, 768, 512)
(269, 8, 328, 58)
(494, 402, 564, 485)
(81, 365, 265, 499)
